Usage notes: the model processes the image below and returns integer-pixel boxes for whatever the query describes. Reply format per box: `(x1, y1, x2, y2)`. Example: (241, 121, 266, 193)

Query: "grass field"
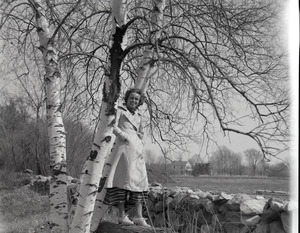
(0, 171, 50, 233)
(162, 175, 290, 200)
(0, 172, 291, 233)
(0, 187, 50, 233)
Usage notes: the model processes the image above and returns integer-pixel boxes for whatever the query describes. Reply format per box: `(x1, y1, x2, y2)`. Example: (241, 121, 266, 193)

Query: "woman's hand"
(119, 132, 129, 144)
(113, 126, 129, 144)
(137, 132, 143, 140)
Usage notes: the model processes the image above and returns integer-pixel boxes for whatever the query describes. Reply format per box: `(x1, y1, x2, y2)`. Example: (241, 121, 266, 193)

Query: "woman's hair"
(124, 88, 145, 107)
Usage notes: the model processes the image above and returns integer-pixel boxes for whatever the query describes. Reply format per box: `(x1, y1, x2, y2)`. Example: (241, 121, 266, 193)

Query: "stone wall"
(25, 172, 77, 196)
(145, 183, 293, 233)
(25, 171, 294, 233)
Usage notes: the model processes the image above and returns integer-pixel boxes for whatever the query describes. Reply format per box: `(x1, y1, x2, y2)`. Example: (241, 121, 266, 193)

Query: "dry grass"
(0, 171, 290, 233)
(0, 170, 50, 233)
(167, 175, 289, 193)
(1, 188, 50, 233)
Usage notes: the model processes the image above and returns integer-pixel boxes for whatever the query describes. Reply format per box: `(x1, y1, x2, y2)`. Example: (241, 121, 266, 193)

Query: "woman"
(104, 88, 150, 227)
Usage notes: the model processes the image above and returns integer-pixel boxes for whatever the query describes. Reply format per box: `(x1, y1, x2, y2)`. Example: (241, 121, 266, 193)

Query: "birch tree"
(90, 0, 166, 231)
(1, 0, 289, 174)
(70, 0, 130, 231)
(27, 1, 70, 231)
(0, 0, 290, 232)
(1, 0, 82, 231)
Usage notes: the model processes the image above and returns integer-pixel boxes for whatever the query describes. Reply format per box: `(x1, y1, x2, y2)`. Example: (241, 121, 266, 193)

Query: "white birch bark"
(28, 0, 68, 232)
(70, 104, 114, 233)
(135, 0, 166, 92)
(70, 1, 128, 232)
(88, 0, 129, 230)
(89, 112, 120, 232)
(90, 1, 166, 232)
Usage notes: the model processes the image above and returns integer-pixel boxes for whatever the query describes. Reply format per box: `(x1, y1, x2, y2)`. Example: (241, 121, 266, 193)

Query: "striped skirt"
(104, 187, 148, 208)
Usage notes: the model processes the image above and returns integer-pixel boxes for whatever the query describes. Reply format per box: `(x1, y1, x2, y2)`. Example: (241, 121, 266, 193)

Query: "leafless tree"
(1, 0, 289, 161)
(146, 0, 289, 160)
(0, 0, 290, 231)
(244, 148, 263, 176)
(210, 146, 243, 175)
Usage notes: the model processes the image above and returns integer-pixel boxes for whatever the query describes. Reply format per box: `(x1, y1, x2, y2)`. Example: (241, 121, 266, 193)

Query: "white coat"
(106, 104, 148, 192)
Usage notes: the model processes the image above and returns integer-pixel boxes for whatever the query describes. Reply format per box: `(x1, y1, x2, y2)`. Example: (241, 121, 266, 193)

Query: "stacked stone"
(145, 183, 293, 233)
(27, 174, 77, 196)
(28, 175, 51, 195)
(21, 173, 293, 233)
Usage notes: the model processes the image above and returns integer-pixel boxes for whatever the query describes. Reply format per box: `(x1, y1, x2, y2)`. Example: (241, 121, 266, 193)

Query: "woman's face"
(126, 92, 140, 110)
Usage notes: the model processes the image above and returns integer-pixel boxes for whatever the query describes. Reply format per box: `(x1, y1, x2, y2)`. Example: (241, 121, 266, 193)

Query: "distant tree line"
(0, 98, 289, 178)
(0, 97, 92, 178)
(144, 146, 289, 178)
(208, 146, 289, 177)
(192, 146, 289, 177)
(192, 163, 211, 176)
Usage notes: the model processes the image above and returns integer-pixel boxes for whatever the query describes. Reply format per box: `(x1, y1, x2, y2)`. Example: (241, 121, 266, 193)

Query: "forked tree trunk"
(69, 0, 127, 232)
(28, 0, 68, 232)
(90, 1, 166, 232)
(88, 0, 128, 231)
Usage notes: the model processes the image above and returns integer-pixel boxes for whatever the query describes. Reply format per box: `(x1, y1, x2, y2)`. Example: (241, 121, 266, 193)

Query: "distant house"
(167, 161, 193, 175)
(185, 161, 193, 175)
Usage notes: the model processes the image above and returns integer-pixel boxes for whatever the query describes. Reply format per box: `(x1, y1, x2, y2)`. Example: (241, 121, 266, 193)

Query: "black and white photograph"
(0, 0, 298, 232)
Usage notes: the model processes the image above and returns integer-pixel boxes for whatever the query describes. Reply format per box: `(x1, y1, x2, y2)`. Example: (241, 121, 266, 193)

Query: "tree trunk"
(90, 1, 166, 232)
(70, 0, 126, 232)
(28, 0, 68, 232)
(88, 0, 128, 231)
(135, 0, 166, 92)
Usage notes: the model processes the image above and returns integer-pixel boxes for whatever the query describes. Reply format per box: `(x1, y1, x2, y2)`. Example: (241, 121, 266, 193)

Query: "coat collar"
(118, 103, 141, 130)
